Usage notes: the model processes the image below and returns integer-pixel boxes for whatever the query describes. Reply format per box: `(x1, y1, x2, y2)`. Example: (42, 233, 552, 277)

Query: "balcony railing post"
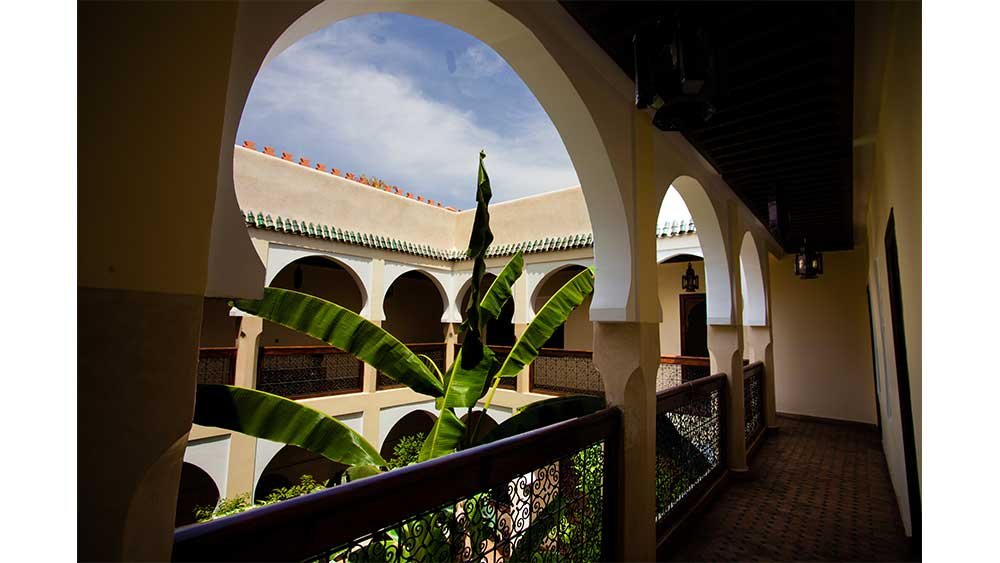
(708, 324, 748, 472)
(594, 321, 659, 561)
(747, 325, 777, 428)
(443, 322, 458, 371)
(514, 322, 530, 393)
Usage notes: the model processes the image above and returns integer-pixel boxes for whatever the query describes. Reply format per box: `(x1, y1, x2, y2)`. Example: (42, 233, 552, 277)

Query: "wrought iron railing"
(743, 361, 765, 445)
(173, 407, 621, 562)
(257, 346, 363, 399)
(656, 356, 711, 391)
(197, 347, 237, 385)
(488, 345, 518, 390)
(530, 349, 604, 396)
(377, 343, 447, 390)
(654, 373, 726, 536)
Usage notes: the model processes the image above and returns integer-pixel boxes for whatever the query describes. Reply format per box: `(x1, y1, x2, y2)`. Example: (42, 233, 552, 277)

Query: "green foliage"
(194, 384, 386, 468)
(387, 432, 425, 469)
(231, 289, 443, 397)
(200, 152, 599, 500)
(194, 475, 330, 523)
(260, 474, 328, 505)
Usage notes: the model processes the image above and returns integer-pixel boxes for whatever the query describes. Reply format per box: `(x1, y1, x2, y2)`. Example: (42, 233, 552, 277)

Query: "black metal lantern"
(293, 265, 304, 289)
(794, 239, 823, 279)
(681, 262, 699, 292)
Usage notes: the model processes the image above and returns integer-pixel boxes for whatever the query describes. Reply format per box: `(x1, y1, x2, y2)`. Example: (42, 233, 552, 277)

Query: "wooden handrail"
(535, 347, 594, 358)
(655, 372, 726, 412)
(197, 347, 237, 356)
(173, 407, 621, 562)
(659, 355, 710, 367)
(259, 345, 350, 356)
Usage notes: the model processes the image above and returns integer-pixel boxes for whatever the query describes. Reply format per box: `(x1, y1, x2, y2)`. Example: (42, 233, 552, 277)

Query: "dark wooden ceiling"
(560, 1, 855, 252)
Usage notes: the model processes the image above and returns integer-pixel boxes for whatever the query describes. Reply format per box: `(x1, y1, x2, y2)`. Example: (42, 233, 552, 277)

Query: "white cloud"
(238, 19, 579, 208)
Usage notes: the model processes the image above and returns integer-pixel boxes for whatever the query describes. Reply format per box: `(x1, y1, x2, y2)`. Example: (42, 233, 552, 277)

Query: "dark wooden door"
(884, 210, 921, 550)
(680, 293, 708, 357)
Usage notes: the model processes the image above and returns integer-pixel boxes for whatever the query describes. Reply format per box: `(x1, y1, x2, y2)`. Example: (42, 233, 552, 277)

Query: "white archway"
(526, 259, 594, 321)
(739, 231, 768, 327)
(380, 263, 452, 323)
(659, 177, 733, 325)
(264, 245, 371, 317)
(218, 0, 633, 321)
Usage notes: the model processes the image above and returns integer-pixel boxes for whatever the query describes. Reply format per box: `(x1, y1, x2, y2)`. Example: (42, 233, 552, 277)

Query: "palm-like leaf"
(194, 384, 386, 468)
(496, 267, 595, 379)
(479, 251, 523, 324)
(418, 407, 465, 462)
(231, 288, 443, 398)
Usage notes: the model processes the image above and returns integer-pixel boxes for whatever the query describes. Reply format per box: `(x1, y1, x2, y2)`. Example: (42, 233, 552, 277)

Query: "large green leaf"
(473, 395, 606, 447)
(231, 287, 443, 397)
(418, 408, 465, 462)
(459, 151, 494, 368)
(194, 384, 386, 467)
(436, 347, 497, 410)
(479, 251, 523, 324)
(496, 267, 595, 378)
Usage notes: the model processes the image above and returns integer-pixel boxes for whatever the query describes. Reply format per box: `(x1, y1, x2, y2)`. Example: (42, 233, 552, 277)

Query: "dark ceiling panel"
(560, 1, 855, 252)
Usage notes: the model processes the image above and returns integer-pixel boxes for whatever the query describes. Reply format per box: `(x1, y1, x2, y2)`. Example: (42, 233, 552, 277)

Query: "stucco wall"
(865, 0, 921, 478)
(770, 249, 877, 424)
(456, 187, 593, 248)
(235, 147, 458, 250)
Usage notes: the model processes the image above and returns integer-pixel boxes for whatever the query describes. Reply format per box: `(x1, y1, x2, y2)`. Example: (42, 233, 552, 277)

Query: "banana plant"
(193, 151, 603, 478)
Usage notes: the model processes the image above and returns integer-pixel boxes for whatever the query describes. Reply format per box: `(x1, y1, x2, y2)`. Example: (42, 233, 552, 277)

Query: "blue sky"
(236, 14, 579, 210)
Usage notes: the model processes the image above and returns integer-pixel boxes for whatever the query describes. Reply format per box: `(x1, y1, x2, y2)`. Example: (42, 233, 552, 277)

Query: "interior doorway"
(679, 293, 708, 357)
(884, 210, 921, 551)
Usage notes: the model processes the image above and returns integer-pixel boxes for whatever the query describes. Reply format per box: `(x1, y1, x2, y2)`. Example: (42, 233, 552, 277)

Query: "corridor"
(665, 416, 915, 562)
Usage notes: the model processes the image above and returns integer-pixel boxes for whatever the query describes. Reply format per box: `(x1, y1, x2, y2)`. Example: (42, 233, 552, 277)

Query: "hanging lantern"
(293, 265, 304, 289)
(681, 262, 699, 292)
(794, 238, 823, 279)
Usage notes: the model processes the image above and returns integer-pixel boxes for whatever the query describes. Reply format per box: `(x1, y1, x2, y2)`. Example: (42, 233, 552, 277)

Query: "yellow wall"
(770, 249, 877, 424)
(865, 1, 921, 481)
(656, 261, 706, 356)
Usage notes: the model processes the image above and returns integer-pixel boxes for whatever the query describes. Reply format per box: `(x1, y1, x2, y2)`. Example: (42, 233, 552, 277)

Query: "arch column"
(592, 112, 661, 562)
(363, 259, 386, 393)
(709, 201, 748, 472)
(224, 315, 263, 498)
(511, 271, 530, 392)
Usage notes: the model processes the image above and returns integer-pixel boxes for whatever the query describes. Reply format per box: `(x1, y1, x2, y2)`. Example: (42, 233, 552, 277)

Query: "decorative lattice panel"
(258, 350, 362, 398)
(744, 365, 764, 444)
(655, 386, 723, 523)
(531, 354, 604, 396)
(307, 442, 608, 563)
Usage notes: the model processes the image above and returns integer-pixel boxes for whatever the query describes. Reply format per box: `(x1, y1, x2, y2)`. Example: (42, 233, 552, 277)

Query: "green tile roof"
(243, 209, 695, 262)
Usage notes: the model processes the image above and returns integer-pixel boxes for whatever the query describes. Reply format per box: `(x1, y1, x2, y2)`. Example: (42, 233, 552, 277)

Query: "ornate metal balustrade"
(197, 347, 237, 385)
(377, 343, 447, 390)
(743, 361, 765, 446)
(173, 407, 621, 563)
(257, 346, 363, 399)
(654, 373, 726, 538)
(656, 356, 711, 391)
(530, 349, 604, 396)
